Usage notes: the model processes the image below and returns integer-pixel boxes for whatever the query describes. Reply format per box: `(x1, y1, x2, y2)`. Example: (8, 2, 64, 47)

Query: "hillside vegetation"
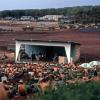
(0, 6, 100, 24)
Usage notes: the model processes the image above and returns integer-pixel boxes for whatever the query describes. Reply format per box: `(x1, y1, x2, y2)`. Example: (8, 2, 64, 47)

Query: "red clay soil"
(0, 29, 100, 62)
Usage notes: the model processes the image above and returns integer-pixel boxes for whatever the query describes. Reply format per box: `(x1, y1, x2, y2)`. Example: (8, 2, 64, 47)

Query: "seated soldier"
(18, 80, 27, 96)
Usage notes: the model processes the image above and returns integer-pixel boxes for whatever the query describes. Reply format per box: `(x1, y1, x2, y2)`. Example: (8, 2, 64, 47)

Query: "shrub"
(29, 81, 100, 100)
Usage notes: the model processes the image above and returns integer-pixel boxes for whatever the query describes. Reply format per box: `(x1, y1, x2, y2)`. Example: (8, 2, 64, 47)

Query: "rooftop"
(16, 39, 81, 45)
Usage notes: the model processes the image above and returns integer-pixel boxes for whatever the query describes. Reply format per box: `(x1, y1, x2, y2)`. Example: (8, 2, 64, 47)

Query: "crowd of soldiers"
(0, 62, 100, 100)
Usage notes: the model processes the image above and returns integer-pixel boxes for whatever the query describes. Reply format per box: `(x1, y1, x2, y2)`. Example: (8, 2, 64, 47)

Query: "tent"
(80, 63, 92, 68)
(89, 61, 100, 67)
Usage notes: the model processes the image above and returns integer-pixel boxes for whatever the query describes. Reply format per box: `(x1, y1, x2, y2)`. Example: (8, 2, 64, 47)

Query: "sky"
(0, 0, 100, 11)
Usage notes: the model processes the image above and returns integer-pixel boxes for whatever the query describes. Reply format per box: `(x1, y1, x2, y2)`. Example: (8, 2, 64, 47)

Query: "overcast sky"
(0, 0, 100, 11)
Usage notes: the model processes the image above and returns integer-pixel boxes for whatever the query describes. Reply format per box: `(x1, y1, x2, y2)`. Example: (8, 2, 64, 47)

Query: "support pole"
(65, 44, 71, 63)
(15, 41, 21, 62)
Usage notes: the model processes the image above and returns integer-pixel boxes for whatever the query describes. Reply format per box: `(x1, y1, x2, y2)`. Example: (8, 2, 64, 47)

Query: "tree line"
(0, 5, 100, 23)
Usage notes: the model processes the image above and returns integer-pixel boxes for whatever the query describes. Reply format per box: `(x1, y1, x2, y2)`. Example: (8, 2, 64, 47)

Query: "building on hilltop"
(38, 15, 64, 21)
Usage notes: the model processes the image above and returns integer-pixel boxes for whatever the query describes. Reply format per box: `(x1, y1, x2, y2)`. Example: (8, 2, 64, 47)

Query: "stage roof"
(16, 39, 81, 45)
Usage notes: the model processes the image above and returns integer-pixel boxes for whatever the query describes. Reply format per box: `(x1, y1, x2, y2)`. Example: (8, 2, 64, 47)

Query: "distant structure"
(15, 40, 81, 64)
(38, 15, 64, 21)
(20, 16, 34, 21)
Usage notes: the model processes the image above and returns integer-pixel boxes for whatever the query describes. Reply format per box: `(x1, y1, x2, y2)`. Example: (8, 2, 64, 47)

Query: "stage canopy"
(15, 40, 80, 63)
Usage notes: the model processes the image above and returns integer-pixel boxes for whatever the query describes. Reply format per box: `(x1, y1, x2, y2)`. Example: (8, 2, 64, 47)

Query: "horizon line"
(0, 4, 99, 11)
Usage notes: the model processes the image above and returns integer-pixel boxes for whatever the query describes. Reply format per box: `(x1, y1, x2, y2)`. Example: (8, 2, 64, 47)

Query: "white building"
(20, 16, 34, 21)
(38, 15, 64, 21)
(15, 40, 81, 64)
